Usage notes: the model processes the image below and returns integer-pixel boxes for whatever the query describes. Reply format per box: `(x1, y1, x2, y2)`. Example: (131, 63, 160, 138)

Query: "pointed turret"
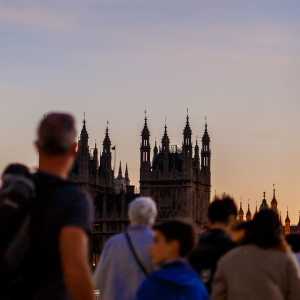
(140, 111, 151, 179)
(239, 202, 244, 221)
(77, 115, 90, 181)
(246, 203, 252, 221)
(125, 163, 130, 186)
(92, 142, 99, 169)
(201, 119, 211, 172)
(117, 161, 123, 179)
(183, 110, 192, 149)
(80, 116, 89, 142)
(99, 122, 113, 187)
(161, 123, 170, 153)
(259, 192, 268, 211)
(271, 184, 278, 212)
(285, 209, 291, 235)
(103, 122, 111, 150)
(194, 139, 200, 171)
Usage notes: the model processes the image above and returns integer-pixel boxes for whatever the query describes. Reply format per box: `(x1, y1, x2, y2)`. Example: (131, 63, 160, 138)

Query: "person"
(231, 220, 253, 245)
(189, 194, 237, 293)
(94, 196, 157, 300)
(286, 233, 300, 264)
(212, 209, 300, 300)
(136, 220, 209, 300)
(0, 163, 35, 294)
(21, 113, 95, 300)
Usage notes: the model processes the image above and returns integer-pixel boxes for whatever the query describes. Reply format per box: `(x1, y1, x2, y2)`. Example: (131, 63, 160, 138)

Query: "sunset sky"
(1, 0, 300, 222)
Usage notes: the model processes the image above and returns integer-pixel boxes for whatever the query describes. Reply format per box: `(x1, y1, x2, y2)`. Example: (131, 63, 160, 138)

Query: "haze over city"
(1, 0, 300, 221)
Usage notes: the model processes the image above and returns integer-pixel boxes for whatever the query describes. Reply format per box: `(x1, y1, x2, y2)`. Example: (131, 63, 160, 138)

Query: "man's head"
(151, 220, 196, 265)
(35, 113, 77, 177)
(208, 194, 238, 229)
(128, 197, 157, 226)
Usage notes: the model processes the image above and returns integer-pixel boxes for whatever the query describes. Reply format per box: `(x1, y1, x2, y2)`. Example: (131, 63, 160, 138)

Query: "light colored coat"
(212, 244, 300, 300)
(94, 225, 154, 300)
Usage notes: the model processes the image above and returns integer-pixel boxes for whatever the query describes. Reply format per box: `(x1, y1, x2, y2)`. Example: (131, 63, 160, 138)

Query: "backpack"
(0, 173, 35, 292)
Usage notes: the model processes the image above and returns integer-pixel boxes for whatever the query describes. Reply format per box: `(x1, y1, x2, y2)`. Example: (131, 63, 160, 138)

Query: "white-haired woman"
(94, 197, 157, 300)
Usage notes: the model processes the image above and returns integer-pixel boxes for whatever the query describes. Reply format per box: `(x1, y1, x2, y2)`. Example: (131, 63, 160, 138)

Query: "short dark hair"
(36, 113, 77, 155)
(153, 220, 196, 257)
(286, 234, 300, 253)
(208, 194, 238, 224)
(251, 209, 282, 249)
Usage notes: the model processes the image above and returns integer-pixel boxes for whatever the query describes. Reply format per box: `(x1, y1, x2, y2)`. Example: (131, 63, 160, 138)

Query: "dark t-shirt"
(23, 171, 94, 300)
(189, 229, 235, 294)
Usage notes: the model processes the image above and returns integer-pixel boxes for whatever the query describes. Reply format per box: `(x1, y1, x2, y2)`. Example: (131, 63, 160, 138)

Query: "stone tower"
(140, 113, 211, 226)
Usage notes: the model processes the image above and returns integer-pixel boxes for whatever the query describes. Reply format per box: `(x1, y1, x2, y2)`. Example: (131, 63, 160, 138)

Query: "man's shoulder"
(54, 183, 92, 206)
(199, 229, 234, 248)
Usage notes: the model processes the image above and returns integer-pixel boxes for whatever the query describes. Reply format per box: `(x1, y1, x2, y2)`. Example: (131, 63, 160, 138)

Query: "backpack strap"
(124, 232, 149, 277)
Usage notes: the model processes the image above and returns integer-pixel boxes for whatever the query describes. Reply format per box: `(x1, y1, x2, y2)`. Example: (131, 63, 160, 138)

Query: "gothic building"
(240, 188, 300, 235)
(70, 118, 137, 265)
(139, 113, 211, 226)
(70, 113, 212, 263)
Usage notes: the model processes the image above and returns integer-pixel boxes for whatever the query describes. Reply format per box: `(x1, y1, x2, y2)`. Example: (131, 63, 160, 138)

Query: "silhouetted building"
(139, 113, 211, 225)
(71, 113, 212, 262)
(71, 118, 137, 265)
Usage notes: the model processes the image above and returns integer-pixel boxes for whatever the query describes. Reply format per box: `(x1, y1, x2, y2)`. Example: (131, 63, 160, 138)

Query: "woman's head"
(251, 209, 283, 249)
(128, 197, 157, 226)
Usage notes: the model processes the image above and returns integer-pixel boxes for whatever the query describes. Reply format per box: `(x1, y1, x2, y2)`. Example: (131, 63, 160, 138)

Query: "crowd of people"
(1, 112, 300, 300)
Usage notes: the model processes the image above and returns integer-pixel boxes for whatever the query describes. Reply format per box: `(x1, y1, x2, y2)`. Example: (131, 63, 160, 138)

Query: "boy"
(136, 220, 208, 300)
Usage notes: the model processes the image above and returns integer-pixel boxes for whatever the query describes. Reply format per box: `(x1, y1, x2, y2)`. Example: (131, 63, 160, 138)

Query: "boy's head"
(151, 220, 196, 265)
(208, 194, 238, 228)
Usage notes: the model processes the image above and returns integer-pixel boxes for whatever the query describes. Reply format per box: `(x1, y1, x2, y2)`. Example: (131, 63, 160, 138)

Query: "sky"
(1, 0, 300, 222)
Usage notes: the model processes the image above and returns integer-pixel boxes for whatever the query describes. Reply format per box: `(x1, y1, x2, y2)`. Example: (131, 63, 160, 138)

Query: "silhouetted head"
(286, 234, 300, 253)
(35, 113, 77, 177)
(251, 209, 282, 249)
(231, 221, 253, 244)
(208, 194, 238, 227)
(151, 220, 196, 264)
(2, 163, 31, 179)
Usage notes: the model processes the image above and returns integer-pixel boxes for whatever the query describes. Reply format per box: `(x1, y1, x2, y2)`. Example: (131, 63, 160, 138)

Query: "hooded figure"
(136, 261, 208, 300)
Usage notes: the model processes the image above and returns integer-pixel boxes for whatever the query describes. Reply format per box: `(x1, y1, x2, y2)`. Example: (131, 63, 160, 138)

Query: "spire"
(271, 184, 278, 211)
(161, 120, 170, 152)
(260, 192, 268, 211)
(154, 139, 158, 153)
(80, 113, 89, 140)
(201, 119, 211, 172)
(239, 202, 244, 221)
(202, 116, 210, 143)
(194, 138, 200, 157)
(117, 161, 123, 179)
(246, 202, 252, 221)
(285, 208, 291, 224)
(183, 108, 192, 137)
(125, 163, 129, 180)
(103, 121, 111, 147)
(285, 208, 291, 235)
(141, 110, 150, 138)
(93, 141, 98, 159)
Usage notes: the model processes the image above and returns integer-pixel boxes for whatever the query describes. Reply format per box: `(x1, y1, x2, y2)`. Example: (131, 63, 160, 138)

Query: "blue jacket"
(136, 261, 209, 300)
